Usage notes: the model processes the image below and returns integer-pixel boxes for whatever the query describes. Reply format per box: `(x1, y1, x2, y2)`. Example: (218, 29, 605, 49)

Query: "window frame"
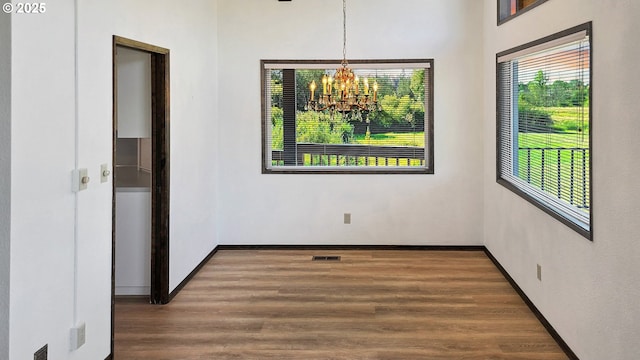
(497, 0, 549, 26)
(495, 22, 593, 240)
(261, 59, 435, 175)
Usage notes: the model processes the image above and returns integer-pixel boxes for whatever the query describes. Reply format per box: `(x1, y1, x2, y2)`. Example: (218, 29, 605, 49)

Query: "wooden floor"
(114, 250, 568, 359)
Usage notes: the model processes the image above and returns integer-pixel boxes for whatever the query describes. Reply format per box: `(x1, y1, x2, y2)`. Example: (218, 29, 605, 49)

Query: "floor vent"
(312, 255, 341, 261)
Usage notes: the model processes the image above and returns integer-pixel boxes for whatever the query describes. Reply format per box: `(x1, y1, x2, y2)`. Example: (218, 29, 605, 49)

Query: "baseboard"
(114, 295, 148, 303)
(217, 244, 486, 251)
(483, 248, 579, 360)
(168, 246, 219, 302)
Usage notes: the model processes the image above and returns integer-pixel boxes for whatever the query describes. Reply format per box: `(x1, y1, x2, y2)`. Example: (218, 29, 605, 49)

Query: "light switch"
(79, 168, 89, 190)
(72, 168, 89, 192)
(100, 163, 111, 183)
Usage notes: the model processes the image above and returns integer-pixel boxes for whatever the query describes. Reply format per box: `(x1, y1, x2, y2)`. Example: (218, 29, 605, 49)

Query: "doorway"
(111, 36, 170, 356)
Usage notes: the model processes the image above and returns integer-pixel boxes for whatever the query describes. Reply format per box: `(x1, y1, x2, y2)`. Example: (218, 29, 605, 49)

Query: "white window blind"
(497, 23, 592, 238)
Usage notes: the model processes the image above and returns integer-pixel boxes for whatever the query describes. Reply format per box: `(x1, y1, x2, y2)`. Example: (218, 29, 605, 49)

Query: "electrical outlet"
(34, 344, 47, 360)
(70, 323, 86, 351)
(344, 213, 351, 224)
(537, 264, 542, 281)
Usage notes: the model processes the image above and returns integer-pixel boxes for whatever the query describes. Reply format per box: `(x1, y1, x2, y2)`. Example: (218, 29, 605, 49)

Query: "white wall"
(10, 1, 77, 359)
(8, 0, 220, 358)
(0, 10, 11, 360)
(217, 0, 485, 246)
(482, 0, 640, 359)
(75, 0, 220, 337)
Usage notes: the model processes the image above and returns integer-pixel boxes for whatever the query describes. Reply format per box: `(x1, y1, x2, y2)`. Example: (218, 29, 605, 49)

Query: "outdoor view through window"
(497, 24, 592, 237)
(262, 60, 433, 173)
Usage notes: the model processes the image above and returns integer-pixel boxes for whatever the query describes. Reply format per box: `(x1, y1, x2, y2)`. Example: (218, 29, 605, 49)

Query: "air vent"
(312, 256, 341, 261)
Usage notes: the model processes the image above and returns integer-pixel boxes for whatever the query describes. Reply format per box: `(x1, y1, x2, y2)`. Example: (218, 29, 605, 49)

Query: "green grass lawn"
(354, 132, 425, 147)
(543, 106, 590, 133)
(516, 107, 590, 211)
(518, 132, 588, 149)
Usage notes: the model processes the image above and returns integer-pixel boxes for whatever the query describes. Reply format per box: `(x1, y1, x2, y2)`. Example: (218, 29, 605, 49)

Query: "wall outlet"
(537, 264, 542, 281)
(344, 213, 351, 224)
(34, 344, 47, 360)
(70, 323, 86, 351)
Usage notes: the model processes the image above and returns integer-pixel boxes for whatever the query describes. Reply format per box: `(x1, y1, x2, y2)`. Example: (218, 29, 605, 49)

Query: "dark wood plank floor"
(114, 250, 568, 359)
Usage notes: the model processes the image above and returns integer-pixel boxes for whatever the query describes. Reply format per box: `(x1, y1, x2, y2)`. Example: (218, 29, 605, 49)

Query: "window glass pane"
(270, 69, 283, 151)
(515, 40, 590, 211)
(498, 0, 549, 24)
(263, 61, 433, 173)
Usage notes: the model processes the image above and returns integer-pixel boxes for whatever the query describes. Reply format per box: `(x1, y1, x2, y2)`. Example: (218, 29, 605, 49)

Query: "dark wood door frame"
(111, 35, 170, 358)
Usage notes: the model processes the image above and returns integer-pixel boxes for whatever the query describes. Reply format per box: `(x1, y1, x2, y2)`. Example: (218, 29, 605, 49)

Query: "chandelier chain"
(342, 0, 347, 66)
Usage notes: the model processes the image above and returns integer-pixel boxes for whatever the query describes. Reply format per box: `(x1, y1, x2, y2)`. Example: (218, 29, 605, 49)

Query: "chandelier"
(307, 0, 379, 118)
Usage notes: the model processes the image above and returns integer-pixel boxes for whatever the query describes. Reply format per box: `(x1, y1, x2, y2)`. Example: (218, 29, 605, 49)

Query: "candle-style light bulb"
(373, 80, 379, 102)
(322, 75, 328, 95)
(364, 78, 369, 95)
(310, 80, 317, 101)
(327, 76, 333, 95)
(354, 76, 360, 95)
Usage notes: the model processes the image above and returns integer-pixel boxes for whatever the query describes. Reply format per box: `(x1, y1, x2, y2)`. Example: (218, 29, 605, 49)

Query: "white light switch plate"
(100, 163, 110, 183)
(72, 168, 89, 192)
